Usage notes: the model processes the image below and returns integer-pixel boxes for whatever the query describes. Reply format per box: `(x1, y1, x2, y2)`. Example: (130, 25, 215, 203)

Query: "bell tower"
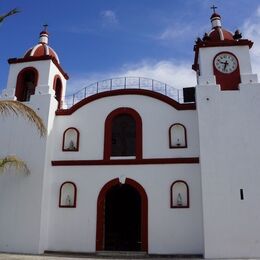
(0, 27, 69, 254)
(1, 25, 69, 110)
(195, 7, 260, 259)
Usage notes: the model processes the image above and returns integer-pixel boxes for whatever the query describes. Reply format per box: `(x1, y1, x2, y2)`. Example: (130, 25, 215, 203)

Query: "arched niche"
(169, 123, 187, 148)
(104, 107, 142, 160)
(59, 181, 77, 208)
(62, 127, 79, 151)
(53, 75, 63, 109)
(15, 67, 38, 102)
(170, 180, 189, 208)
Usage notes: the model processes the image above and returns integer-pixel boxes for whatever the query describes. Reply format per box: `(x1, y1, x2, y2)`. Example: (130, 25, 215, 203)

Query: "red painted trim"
(59, 181, 77, 208)
(192, 39, 253, 72)
(96, 178, 148, 252)
(213, 51, 241, 91)
(56, 89, 196, 116)
(104, 107, 142, 160)
(15, 67, 39, 101)
(62, 127, 80, 152)
(170, 180, 189, 208)
(53, 75, 63, 109)
(8, 55, 69, 80)
(169, 123, 187, 148)
(51, 157, 200, 166)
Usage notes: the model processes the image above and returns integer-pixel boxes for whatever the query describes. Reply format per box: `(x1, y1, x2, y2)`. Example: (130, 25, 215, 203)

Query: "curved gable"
(56, 89, 196, 116)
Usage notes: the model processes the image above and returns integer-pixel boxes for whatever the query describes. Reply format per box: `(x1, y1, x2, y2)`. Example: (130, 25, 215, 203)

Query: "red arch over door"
(96, 178, 148, 251)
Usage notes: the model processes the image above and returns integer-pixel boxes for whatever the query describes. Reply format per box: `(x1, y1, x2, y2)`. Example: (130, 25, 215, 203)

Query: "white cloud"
(67, 59, 196, 96)
(100, 10, 118, 27)
(120, 60, 196, 88)
(242, 6, 260, 74)
(158, 25, 191, 41)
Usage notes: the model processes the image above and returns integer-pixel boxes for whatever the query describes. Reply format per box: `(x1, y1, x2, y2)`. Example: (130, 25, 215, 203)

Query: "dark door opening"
(104, 184, 141, 251)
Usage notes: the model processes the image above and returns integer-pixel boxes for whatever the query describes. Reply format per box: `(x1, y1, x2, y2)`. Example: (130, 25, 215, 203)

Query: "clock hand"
(223, 61, 228, 71)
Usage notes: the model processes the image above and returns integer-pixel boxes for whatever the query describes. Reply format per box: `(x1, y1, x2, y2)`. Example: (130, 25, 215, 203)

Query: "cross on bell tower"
(210, 5, 218, 13)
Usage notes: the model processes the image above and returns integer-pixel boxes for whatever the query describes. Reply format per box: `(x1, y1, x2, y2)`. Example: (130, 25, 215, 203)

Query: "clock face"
(214, 53, 238, 74)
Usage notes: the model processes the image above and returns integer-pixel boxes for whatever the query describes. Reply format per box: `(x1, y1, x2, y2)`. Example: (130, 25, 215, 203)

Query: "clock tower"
(192, 8, 256, 90)
(195, 8, 260, 259)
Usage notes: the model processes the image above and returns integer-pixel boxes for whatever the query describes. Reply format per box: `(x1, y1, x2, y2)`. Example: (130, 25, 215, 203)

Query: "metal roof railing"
(63, 77, 186, 108)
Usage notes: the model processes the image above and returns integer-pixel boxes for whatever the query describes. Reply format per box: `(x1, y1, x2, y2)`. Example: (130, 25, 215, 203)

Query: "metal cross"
(210, 5, 218, 13)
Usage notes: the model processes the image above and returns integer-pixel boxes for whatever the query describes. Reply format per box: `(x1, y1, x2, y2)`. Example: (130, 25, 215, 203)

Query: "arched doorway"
(96, 178, 148, 252)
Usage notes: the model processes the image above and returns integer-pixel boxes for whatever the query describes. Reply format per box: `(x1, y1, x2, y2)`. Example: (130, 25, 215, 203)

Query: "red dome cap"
(24, 29, 60, 64)
(208, 28, 234, 41)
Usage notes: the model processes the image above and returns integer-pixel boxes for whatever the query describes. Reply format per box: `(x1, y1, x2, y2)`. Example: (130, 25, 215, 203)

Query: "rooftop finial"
(39, 25, 49, 44)
(210, 5, 218, 13)
(210, 5, 221, 28)
(43, 24, 48, 32)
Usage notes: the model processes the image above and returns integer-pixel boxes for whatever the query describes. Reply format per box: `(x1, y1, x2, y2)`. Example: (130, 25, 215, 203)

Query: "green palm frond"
(0, 155, 29, 175)
(0, 100, 46, 137)
(0, 8, 20, 23)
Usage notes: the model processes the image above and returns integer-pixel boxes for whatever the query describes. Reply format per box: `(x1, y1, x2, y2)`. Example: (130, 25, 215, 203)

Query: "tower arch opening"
(15, 67, 38, 102)
(53, 76, 63, 109)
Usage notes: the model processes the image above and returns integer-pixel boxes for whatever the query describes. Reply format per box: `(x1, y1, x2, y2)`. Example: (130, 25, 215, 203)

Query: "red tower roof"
(24, 29, 60, 64)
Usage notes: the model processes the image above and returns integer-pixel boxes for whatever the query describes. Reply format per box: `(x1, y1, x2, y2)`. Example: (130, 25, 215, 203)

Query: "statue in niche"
(65, 194, 72, 206)
(68, 140, 76, 150)
(177, 193, 183, 206)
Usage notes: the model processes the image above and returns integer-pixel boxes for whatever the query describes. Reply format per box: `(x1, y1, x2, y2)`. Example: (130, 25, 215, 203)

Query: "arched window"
(59, 182, 77, 208)
(15, 67, 38, 102)
(53, 75, 63, 109)
(104, 108, 142, 160)
(170, 180, 189, 208)
(62, 127, 79, 151)
(112, 114, 136, 156)
(169, 123, 187, 148)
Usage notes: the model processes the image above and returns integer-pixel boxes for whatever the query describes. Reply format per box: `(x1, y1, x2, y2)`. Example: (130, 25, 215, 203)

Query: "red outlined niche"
(169, 123, 187, 148)
(96, 178, 148, 252)
(170, 180, 189, 208)
(104, 107, 142, 160)
(62, 127, 80, 152)
(59, 181, 77, 208)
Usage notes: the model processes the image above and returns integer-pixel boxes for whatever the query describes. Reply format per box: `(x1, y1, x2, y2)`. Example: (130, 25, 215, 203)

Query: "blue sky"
(1, 0, 260, 95)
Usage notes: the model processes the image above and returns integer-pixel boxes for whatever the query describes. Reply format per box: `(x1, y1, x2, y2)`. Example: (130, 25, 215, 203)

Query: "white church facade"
(0, 10, 260, 259)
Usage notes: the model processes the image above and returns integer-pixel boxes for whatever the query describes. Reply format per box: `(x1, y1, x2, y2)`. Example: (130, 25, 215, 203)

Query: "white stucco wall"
(52, 94, 199, 160)
(0, 94, 55, 253)
(45, 93, 203, 254)
(197, 84, 260, 258)
(0, 90, 202, 255)
(47, 164, 203, 254)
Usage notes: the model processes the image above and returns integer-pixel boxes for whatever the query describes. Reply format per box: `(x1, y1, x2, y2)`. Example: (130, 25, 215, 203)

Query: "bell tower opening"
(15, 67, 38, 102)
(53, 76, 63, 109)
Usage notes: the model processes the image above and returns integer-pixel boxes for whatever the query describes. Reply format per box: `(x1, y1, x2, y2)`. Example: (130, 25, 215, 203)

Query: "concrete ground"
(0, 255, 201, 260)
(0, 254, 259, 260)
